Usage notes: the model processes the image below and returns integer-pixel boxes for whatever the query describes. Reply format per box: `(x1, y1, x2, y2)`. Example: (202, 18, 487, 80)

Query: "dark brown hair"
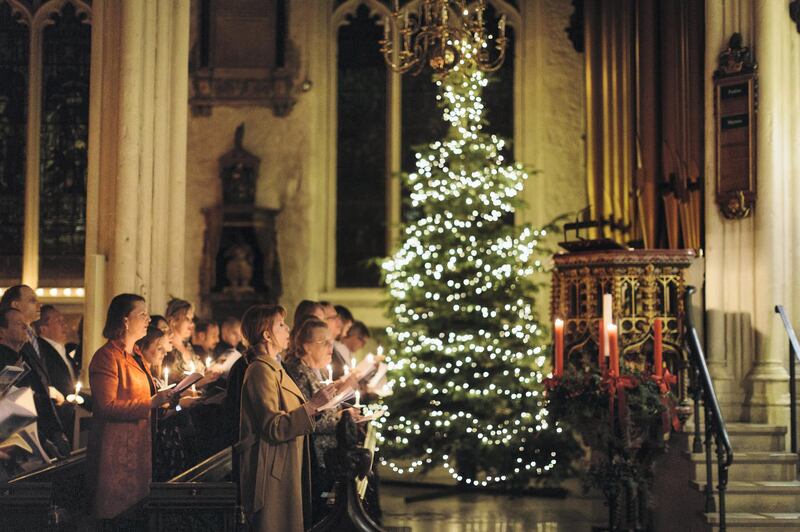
(286, 317, 327, 361)
(0, 285, 27, 310)
(103, 294, 146, 340)
(136, 326, 166, 353)
(241, 304, 286, 354)
(292, 300, 323, 328)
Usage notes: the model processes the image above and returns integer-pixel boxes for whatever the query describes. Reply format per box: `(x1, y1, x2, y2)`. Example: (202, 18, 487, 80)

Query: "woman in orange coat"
(86, 294, 174, 520)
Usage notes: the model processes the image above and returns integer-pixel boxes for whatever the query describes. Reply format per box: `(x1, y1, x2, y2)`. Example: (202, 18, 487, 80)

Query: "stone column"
(83, 0, 190, 368)
(702, 0, 736, 411)
(744, 0, 791, 424)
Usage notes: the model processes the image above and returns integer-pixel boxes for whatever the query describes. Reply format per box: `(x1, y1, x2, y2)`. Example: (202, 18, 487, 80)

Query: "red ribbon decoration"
(650, 369, 680, 433)
(650, 368, 677, 394)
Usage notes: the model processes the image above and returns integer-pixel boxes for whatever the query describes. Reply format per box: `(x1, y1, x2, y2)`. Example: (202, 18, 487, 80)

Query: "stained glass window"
(38, 3, 91, 286)
(0, 3, 29, 285)
(336, 4, 387, 287)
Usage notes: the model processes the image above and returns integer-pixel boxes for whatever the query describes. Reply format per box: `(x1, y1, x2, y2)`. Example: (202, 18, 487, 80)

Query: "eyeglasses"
(314, 338, 334, 347)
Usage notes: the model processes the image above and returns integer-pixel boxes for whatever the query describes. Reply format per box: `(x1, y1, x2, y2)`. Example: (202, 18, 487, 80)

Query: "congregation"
(0, 285, 378, 531)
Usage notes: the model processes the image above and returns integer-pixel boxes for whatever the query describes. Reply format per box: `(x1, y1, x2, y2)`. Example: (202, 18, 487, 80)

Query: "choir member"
(320, 301, 349, 378)
(86, 294, 174, 520)
(284, 317, 358, 522)
(292, 300, 326, 328)
(0, 285, 70, 458)
(34, 304, 77, 443)
(191, 319, 220, 360)
(236, 304, 337, 532)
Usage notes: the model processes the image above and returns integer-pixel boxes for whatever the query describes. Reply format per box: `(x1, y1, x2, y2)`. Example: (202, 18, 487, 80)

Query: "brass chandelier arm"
(381, 0, 508, 76)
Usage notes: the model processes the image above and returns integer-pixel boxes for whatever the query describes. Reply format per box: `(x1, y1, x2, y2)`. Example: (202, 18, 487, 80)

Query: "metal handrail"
(684, 286, 733, 531)
(775, 305, 800, 455)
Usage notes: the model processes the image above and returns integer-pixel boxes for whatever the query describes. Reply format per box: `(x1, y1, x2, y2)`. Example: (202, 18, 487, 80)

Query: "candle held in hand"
(554, 318, 564, 377)
(354, 390, 361, 408)
(163, 367, 169, 383)
(205, 357, 212, 373)
(327, 364, 333, 383)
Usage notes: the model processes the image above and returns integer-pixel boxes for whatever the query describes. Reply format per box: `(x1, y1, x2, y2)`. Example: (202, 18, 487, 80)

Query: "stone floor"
(381, 483, 603, 532)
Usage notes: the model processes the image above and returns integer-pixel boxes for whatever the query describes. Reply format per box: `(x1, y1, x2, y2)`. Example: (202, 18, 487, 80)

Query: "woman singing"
(236, 304, 337, 532)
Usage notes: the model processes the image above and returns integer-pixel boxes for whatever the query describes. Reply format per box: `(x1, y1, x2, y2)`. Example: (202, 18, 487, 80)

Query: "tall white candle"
(354, 390, 361, 407)
(164, 367, 169, 383)
(602, 293, 613, 362)
(327, 364, 333, 383)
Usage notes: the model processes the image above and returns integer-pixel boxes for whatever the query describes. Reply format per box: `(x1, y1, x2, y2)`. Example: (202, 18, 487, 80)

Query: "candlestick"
(554, 318, 564, 377)
(598, 320, 606, 370)
(608, 323, 619, 375)
(653, 319, 663, 377)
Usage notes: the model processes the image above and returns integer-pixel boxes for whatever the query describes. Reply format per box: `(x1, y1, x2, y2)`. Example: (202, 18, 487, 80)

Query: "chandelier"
(380, 0, 508, 75)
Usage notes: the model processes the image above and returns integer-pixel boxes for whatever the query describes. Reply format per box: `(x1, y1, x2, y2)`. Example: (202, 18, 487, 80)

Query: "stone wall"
(182, 0, 588, 325)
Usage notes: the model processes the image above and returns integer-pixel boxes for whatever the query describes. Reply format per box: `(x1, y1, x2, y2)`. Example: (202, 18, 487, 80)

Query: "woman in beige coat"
(236, 304, 337, 532)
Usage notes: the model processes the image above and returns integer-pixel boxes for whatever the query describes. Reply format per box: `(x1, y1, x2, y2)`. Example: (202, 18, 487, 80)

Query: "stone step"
(684, 422, 787, 452)
(705, 511, 800, 531)
(686, 451, 799, 482)
(690, 480, 800, 514)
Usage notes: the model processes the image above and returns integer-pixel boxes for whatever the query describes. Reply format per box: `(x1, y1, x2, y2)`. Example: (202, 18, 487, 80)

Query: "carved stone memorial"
(200, 124, 282, 320)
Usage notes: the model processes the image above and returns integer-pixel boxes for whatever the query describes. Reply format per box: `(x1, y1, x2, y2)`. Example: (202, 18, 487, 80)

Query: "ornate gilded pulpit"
(551, 248, 696, 399)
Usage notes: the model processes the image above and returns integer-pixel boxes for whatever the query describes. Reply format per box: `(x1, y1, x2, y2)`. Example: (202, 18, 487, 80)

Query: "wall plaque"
(713, 33, 757, 219)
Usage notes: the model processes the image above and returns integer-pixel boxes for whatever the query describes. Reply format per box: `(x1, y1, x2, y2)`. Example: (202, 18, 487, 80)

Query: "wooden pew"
(0, 449, 87, 531)
(144, 447, 239, 532)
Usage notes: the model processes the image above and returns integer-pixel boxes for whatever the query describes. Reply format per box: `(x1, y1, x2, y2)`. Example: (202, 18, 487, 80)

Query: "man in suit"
(0, 307, 26, 369)
(0, 285, 71, 458)
(34, 305, 77, 442)
(320, 301, 349, 379)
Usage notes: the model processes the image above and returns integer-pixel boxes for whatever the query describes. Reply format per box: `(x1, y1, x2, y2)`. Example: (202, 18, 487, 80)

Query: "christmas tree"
(375, 43, 572, 488)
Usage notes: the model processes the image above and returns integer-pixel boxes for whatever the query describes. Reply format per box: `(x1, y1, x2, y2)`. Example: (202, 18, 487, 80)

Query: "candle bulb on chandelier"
(553, 318, 564, 377)
(384, 17, 389, 41)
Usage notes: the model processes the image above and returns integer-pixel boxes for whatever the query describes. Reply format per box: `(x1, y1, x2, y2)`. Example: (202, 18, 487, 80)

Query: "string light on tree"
(376, 39, 571, 488)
